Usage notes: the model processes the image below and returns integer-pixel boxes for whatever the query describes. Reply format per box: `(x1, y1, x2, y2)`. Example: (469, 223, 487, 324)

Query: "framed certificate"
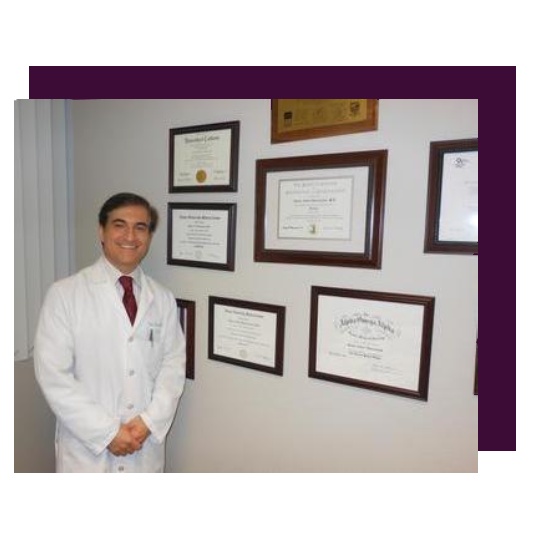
(208, 296, 285, 376)
(255, 151, 387, 269)
(271, 99, 378, 143)
(167, 203, 236, 271)
(474, 353, 478, 395)
(309, 286, 435, 400)
(169, 121, 240, 193)
(424, 138, 478, 254)
(474, 333, 478, 396)
(176, 298, 195, 380)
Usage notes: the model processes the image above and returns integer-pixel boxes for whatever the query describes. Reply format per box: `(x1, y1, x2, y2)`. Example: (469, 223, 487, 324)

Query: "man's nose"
(123, 227, 138, 241)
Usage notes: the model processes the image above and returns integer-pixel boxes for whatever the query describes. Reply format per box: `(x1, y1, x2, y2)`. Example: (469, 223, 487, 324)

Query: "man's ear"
(98, 225, 105, 245)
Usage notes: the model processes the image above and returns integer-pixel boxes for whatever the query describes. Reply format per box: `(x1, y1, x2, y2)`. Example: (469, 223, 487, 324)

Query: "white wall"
(72, 99, 478, 472)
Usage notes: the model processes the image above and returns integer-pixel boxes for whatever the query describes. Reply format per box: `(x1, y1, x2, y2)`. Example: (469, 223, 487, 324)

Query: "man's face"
(99, 205, 153, 273)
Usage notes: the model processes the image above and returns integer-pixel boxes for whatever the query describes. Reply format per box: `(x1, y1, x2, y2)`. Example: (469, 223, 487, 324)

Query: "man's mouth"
(118, 244, 138, 250)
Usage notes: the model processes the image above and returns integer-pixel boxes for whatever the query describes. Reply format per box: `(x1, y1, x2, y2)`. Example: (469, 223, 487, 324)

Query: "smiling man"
(34, 193, 186, 473)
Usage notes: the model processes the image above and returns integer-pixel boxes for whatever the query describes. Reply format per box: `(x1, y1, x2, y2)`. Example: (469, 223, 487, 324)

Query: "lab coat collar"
(89, 257, 154, 333)
(99, 254, 142, 292)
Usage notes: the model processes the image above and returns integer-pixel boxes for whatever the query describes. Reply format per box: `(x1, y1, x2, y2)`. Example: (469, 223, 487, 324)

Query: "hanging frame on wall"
(308, 286, 435, 400)
(424, 138, 478, 254)
(176, 298, 196, 380)
(169, 120, 240, 193)
(254, 150, 387, 269)
(167, 202, 237, 271)
(271, 99, 379, 143)
(208, 296, 286, 376)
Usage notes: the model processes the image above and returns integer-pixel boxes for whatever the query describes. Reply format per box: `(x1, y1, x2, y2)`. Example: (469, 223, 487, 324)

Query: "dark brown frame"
(424, 138, 478, 254)
(167, 202, 236, 271)
(176, 299, 195, 380)
(474, 336, 478, 396)
(169, 120, 240, 193)
(271, 100, 378, 143)
(254, 150, 387, 269)
(208, 296, 285, 376)
(309, 286, 435, 400)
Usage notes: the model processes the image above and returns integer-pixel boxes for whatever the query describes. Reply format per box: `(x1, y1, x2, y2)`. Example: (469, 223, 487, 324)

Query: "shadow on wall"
(14, 359, 56, 473)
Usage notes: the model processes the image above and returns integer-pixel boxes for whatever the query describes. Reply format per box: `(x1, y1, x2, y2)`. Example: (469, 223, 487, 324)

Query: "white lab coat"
(34, 258, 186, 473)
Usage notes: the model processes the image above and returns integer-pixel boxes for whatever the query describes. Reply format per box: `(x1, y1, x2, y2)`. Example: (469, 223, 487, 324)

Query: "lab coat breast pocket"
(135, 321, 163, 379)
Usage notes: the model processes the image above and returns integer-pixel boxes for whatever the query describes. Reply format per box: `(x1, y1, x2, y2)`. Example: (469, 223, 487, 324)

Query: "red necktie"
(119, 276, 138, 325)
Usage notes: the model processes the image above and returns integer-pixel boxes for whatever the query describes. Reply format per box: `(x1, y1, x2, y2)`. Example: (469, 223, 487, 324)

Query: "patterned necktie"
(119, 276, 138, 325)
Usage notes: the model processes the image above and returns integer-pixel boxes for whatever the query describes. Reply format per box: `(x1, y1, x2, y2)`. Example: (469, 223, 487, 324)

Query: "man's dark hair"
(98, 193, 159, 232)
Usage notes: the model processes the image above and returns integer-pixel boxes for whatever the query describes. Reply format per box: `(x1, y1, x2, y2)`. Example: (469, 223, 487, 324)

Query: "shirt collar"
(100, 254, 142, 289)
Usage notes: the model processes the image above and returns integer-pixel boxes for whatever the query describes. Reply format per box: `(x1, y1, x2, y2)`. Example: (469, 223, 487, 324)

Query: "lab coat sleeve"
(34, 284, 120, 456)
(141, 293, 186, 443)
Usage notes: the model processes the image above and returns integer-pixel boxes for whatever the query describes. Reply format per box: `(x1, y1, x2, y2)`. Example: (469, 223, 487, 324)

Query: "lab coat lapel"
(133, 272, 154, 330)
(88, 259, 136, 332)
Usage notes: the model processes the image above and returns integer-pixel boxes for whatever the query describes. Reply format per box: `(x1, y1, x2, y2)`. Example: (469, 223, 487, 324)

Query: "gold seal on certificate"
(169, 121, 240, 193)
(196, 169, 207, 183)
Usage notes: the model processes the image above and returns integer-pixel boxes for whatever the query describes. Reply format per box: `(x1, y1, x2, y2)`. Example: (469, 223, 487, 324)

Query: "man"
(34, 193, 186, 473)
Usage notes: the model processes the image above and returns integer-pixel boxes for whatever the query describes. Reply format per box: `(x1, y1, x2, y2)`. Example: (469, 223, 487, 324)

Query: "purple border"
(31, 66, 501, 97)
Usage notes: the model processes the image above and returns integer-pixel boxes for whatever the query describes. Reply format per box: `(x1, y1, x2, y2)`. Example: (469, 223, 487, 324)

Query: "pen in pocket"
(149, 328, 154, 347)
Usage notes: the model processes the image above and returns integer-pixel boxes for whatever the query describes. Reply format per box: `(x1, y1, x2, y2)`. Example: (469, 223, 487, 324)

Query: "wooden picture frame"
(474, 335, 478, 396)
(271, 99, 378, 143)
(169, 120, 239, 193)
(176, 298, 195, 380)
(167, 202, 237, 271)
(309, 286, 435, 400)
(254, 150, 387, 269)
(208, 296, 285, 376)
(425, 138, 478, 254)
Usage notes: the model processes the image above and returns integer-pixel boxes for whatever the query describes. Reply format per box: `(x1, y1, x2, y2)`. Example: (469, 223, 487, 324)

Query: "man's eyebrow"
(110, 218, 149, 227)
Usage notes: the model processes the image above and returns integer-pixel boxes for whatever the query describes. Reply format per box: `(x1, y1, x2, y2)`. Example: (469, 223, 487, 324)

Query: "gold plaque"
(271, 99, 378, 143)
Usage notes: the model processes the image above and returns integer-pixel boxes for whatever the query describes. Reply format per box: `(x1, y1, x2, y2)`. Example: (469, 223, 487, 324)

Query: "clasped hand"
(108, 416, 151, 456)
